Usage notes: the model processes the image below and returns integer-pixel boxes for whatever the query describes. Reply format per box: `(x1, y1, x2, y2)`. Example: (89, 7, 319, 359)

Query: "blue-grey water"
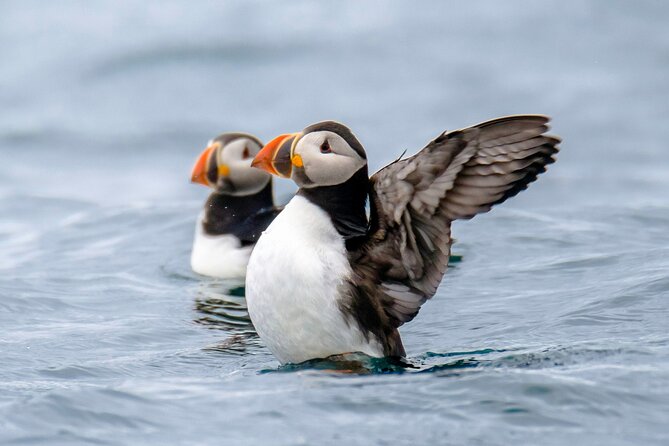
(2, 1, 669, 444)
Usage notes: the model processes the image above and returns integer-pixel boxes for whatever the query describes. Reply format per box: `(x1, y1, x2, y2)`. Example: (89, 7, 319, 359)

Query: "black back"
(202, 180, 279, 246)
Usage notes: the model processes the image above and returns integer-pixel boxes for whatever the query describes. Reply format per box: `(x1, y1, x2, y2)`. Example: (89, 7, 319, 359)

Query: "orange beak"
(252, 132, 302, 178)
(190, 144, 216, 187)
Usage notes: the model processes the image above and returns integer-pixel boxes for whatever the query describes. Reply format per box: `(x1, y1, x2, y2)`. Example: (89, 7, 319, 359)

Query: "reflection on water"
(192, 282, 259, 354)
(266, 352, 416, 375)
(263, 350, 493, 375)
(261, 345, 636, 377)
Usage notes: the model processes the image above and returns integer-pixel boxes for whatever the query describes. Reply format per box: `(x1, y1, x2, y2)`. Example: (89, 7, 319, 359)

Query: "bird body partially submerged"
(191, 219, 253, 279)
(247, 116, 560, 364)
(246, 195, 384, 364)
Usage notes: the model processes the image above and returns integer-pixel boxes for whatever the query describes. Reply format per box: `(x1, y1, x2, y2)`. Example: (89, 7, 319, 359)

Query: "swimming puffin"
(245, 115, 560, 365)
(190, 133, 281, 279)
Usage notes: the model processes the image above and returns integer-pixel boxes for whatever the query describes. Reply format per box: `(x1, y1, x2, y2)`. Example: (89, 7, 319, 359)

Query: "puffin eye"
(242, 146, 250, 159)
(320, 140, 331, 154)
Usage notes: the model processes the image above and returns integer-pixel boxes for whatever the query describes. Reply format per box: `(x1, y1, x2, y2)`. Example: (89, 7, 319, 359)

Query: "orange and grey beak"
(191, 144, 216, 187)
(191, 142, 230, 187)
(251, 132, 302, 178)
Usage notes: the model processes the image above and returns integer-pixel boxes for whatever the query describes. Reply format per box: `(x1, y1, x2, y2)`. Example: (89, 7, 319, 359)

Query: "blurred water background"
(1, 1, 669, 444)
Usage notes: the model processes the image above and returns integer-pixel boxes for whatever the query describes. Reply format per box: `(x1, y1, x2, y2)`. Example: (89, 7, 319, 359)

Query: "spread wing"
(352, 115, 560, 327)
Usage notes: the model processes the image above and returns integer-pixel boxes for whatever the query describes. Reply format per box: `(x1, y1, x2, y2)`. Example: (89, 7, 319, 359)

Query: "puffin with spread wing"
(247, 116, 560, 364)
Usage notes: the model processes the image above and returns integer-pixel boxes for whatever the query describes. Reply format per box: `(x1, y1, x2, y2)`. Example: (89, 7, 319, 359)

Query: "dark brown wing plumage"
(349, 115, 560, 342)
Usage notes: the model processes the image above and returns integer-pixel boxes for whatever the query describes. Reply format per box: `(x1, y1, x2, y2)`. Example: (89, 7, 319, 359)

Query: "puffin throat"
(296, 167, 369, 244)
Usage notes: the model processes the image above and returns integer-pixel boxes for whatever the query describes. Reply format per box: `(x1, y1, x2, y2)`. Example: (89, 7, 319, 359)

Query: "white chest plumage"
(245, 195, 382, 364)
(190, 212, 252, 279)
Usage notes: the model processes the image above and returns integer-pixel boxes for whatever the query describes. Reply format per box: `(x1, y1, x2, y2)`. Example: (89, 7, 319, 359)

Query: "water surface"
(1, 1, 669, 444)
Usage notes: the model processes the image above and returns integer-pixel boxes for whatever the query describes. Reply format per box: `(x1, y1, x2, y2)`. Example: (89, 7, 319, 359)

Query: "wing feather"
(351, 115, 559, 327)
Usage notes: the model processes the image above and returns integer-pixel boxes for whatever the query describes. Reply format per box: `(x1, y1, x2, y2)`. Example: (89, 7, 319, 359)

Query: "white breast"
(190, 212, 252, 279)
(245, 195, 383, 364)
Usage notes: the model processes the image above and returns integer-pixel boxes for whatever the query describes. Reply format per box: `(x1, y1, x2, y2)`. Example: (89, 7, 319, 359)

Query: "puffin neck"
(296, 167, 369, 243)
(202, 180, 274, 236)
